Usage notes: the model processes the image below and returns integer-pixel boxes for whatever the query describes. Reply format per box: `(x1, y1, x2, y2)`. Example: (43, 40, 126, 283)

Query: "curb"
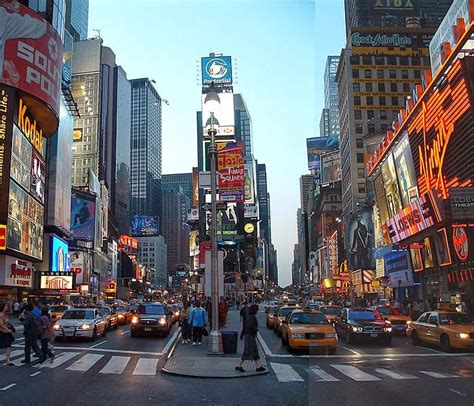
(164, 328, 181, 359)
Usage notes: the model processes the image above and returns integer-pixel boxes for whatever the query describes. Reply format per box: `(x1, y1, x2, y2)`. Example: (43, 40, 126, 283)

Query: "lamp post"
(204, 89, 223, 354)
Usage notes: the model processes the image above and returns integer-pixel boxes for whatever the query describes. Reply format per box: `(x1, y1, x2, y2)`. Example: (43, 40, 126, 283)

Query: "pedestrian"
(32, 301, 42, 320)
(180, 303, 191, 344)
(239, 302, 249, 340)
(0, 303, 15, 366)
(39, 307, 54, 363)
(21, 303, 41, 364)
(235, 304, 266, 373)
(188, 300, 208, 346)
(13, 301, 20, 319)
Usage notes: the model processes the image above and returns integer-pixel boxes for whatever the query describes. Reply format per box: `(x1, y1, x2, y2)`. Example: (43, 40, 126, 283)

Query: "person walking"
(21, 303, 41, 364)
(239, 302, 249, 340)
(188, 301, 208, 346)
(235, 304, 265, 373)
(12, 301, 20, 319)
(39, 307, 54, 363)
(180, 303, 191, 344)
(0, 303, 15, 366)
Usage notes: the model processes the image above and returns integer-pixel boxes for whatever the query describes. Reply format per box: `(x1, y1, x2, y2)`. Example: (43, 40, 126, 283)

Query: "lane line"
(35, 352, 80, 369)
(257, 332, 273, 357)
(421, 347, 445, 354)
(309, 366, 340, 382)
(133, 358, 159, 376)
(375, 368, 418, 380)
(163, 329, 180, 354)
(66, 353, 104, 372)
(419, 370, 460, 379)
(342, 346, 362, 356)
(0, 384, 16, 391)
(331, 364, 381, 381)
(30, 371, 41, 377)
(89, 340, 107, 349)
(449, 388, 467, 397)
(99, 356, 131, 374)
(120, 330, 130, 335)
(270, 362, 304, 383)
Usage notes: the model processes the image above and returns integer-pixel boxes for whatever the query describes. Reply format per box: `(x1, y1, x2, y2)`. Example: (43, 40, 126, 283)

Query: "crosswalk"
(270, 362, 468, 384)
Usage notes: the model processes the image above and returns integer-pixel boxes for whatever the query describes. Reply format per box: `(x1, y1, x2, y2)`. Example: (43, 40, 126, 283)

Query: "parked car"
(98, 306, 119, 330)
(131, 302, 172, 337)
(335, 308, 392, 345)
(53, 308, 107, 341)
(406, 311, 474, 351)
(50, 305, 71, 324)
(115, 305, 132, 325)
(372, 305, 411, 334)
(274, 306, 299, 336)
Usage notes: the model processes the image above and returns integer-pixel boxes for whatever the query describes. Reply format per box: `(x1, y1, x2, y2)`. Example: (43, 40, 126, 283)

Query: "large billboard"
(392, 131, 418, 207)
(217, 143, 244, 202)
(348, 210, 375, 270)
(244, 163, 255, 204)
(131, 216, 159, 236)
(201, 93, 235, 137)
(201, 56, 232, 86)
(381, 153, 403, 217)
(70, 191, 96, 249)
(320, 151, 341, 185)
(0, 2, 63, 135)
(50, 235, 70, 273)
(306, 136, 339, 171)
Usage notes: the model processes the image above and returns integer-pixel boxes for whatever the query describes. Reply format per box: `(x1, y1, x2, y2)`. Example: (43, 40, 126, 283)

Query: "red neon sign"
(452, 226, 469, 261)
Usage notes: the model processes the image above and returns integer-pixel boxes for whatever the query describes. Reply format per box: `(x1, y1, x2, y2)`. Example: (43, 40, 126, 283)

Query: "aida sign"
(374, 0, 414, 10)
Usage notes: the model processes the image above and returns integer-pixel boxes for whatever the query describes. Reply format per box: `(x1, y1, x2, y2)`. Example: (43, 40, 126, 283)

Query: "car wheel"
(411, 331, 421, 346)
(91, 327, 97, 341)
(102, 326, 107, 337)
(440, 334, 452, 352)
(345, 331, 353, 344)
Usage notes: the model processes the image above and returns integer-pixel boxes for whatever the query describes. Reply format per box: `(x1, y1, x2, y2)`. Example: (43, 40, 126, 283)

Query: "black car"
(335, 308, 392, 345)
(130, 302, 172, 337)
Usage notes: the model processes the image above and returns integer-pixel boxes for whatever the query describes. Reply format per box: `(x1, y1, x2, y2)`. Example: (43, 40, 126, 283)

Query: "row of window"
(350, 55, 429, 66)
(352, 69, 421, 80)
(353, 81, 411, 93)
(354, 95, 403, 106)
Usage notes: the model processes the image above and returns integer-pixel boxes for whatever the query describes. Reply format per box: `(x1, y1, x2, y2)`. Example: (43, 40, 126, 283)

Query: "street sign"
(201, 202, 227, 211)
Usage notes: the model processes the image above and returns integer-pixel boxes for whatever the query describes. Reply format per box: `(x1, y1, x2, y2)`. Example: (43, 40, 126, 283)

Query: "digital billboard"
(381, 153, 403, 217)
(30, 150, 45, 203)
(131, 215, 159, 236)
(320, 151, 341, 184)
(201, 93, 235, 137)
(217, 143, 244, 202)
(244, 163, 255, 204)
(50, 235, 70, 273)
(347, 210, 375, 270)
(201, 56, 232, 86)
(0, 2, 63, 135)
(393, 131, 418, 207)
(421, 237, 436, 269)
(306, 136, 339, 171)
(70, 191, 95, 249)
(40, 272, 74, 290)
(10, 125, 31, 191)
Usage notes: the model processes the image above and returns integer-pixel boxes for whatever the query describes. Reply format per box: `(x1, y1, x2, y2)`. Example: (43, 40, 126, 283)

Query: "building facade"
(65, 0, 89, 41)
(137, 235, 167, 290)
(161, 173, 193, 203)
(324, 56, 341, 138)
(234, 94, 254, 163)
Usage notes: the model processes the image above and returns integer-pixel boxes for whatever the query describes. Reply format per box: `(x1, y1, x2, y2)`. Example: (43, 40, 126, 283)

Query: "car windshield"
(279, 307, 296, 317)
(439, 313, 474, 325)
(269, 306, 279, 314)
(51, 306, 68, 313)
(116, 306, 126, 312)
(62, 310, 94, 320)
(350, 311, 376, 321)
(137, 304, 165, 315)
(377, 307, 396, 315)
(290, 313, 328, 325)
(98, 308, 111, 316)
(321, 307, 342, 315)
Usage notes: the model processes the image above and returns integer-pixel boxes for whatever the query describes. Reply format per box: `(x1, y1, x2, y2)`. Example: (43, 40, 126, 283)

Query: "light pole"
(204, 89, 223, 354)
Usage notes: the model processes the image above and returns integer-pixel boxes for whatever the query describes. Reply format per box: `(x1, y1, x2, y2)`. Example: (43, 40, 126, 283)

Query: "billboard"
(0, 257, 34, 288)
(201, 56, 232, 86)
(320, 151, 341, 185)
(192, 167, 199, 207)
(306, 136, 339, 171)
(70, 191, 95, 249)
(244, 163, 255, 204)
(50, 235, 70, 273)
(40, 272, 74, 290)
(393, 131, 418, 207)
(131, 216, 159, 236)
(201, 93, 235, 137)
(30, 150, 45, 203)
(0, 2, 63, 134)
(348, 210, 375, 270)
(381, 153, 403, 217)
(217, 143, 244, 202)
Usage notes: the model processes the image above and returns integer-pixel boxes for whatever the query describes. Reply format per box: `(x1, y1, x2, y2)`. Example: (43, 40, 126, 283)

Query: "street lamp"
(204, 88, 223, 354)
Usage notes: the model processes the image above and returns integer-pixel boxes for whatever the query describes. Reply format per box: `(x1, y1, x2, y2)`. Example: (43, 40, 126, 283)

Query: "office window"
(366, 83, 373, 92)
(391, 96, 399, 106)
(353, 83, 360, 92)
(364, 69, 371, 78)
(350, 55, 360, 65)
(401, 70, 409, 79)
(355, 124, 363, 134)
(357, 153, 364, 163)
(368, 124, 375, 134)
(354, 96, 361, 105)
(391, 83, 398, 92)
(367, 110, 374, 119)
(357, 168, 365, 178)
(375, 56, 384, 65)
(352, 70, 359, 78)
(358, 183, 366, 193)
(387, 56, 397, 65)
(403, 83, 410, 93)
(379, 96, 386, 106)
(377, 69, 384, 79)
(356, 138, 363, 148)
(414, 70, 421, 79)
(354, 110, 362, 120)
(362, 56, 372, 65)
(366, 96, 373, 105)
(378, 83, 385, 92)
(389, 70, 396, 79)
(380, 110, 387, 120)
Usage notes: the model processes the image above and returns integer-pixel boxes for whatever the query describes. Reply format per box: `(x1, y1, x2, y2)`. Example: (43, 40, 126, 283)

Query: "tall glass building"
(65, 0, 89, 41)
(234, 94, 253, 163)
(130, 78, 162, 224)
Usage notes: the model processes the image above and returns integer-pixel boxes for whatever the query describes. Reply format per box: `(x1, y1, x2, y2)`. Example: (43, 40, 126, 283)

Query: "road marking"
(421, 347, 445, 354)
(0, 350, 23, 362)
(18, 345, 164, 357)
(163, 329, 180, 354)
(375, 368, 418, 380)
(99, 356, 131, 374)
(331, 364, 381, 381)
(120, 330, 130, 335)
(89, 340, 107, 349)
(342, 346, 362, 356)
(35, 352, 80, 369)
(310, 366, 340, 382)
(66, 353, 104, 372)
(257, 332, 273, 357)
(449, 388, 467, 397)
(419, 371, 460, 379)
(0, 384, 16, 391)
(270, 362, 304, 382)
(133, 358, 159, 376)
(30, 371, 41, 377)
(266, 352, 474, 359)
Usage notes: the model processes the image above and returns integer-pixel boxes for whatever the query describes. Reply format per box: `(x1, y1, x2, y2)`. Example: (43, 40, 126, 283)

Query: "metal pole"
(208, 112, 223, 354)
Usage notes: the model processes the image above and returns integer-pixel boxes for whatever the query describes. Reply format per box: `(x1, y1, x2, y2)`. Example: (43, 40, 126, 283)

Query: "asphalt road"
(0, 312, 473, 406)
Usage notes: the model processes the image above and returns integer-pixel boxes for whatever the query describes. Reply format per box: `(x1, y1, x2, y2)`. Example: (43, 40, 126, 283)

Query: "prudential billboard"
(201, 56, 232, 85)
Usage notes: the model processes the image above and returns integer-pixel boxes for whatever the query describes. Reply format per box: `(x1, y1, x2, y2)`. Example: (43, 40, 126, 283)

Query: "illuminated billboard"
(392, 131, 418, 207)
(131, 216, 159, 236)
(347, 210, 375, 270)
(381, 153, 403, 217)
(70, 191, 96, 249)
(201, 56, 232, 86)
(217, 143, 244, 202)
(306, 136, 339, 171)
(201, 93, 235, 137)
(320, 151, 341, 184)
(244, 163, 255, 204)
(50, 235, 70, 273)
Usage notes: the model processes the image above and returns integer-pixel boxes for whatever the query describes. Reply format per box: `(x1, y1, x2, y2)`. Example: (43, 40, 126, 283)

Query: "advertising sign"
(327, 231, 338, 277)
(421, 237, 436, 268)
(217, 143, 244, 202)
(201, 93, 235, 137)
(384, 250, 410, 274)
(320, 151, 341, 185)
(40, 272, 74, 290)
(50, 235, 70, 273)
(381, 153, 403, 217)
(348, 210, 375, 270)
(306, 136, 339, 171)
(0, 2, 63, 133)
(244, 204, 258, 219)
(0, 85, 15, 223)
(434, 227, 452, 266)
(201, 56, 232, 86)
(3, 258, 34, 288)
(30, 150, 45, 203)
(449, 188, 474, 219)
(70, 191, 95, 249)
(393, 131, 418, 207)
(189, 230, 199, 257)
(131, 215, 159, 236)
(10, 125, 31, 191)
(244, 163, 255, 204)
(192, 167, 199, 207)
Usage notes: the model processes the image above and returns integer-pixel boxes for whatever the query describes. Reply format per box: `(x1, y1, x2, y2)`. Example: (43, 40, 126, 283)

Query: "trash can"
(221, 330, 238, 354)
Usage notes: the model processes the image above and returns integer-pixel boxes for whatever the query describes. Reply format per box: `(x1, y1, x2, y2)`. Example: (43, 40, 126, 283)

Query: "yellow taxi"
(281, 310, 337, 353)
(372, 305, 411, 334)
(274, 305, 298, 336)
(407, 310, 474, 352)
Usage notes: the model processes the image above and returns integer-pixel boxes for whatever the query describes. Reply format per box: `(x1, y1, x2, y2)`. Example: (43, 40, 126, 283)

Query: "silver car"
(53, 308, 108, 341)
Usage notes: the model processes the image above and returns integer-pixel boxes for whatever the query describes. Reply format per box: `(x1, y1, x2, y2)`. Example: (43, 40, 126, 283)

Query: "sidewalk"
(162, 309, 268, 378)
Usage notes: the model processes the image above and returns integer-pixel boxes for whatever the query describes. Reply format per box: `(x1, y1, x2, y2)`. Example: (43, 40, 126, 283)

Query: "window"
(378, 83, 385, 92)
(379, 110, 387, 120)
(353, 83, 360, 92)
(390, 83, 398, 92)
(402, 83, 410, 93)
(364, 69, 371, 78)
(428, 314, 438, 325)
(401, 70, 409, 79)
(366, 96, 373, 105)
(412, 56, 421, 65)
(418, 313, 430, 323)
(377, 69, 384, 79)
(357, 168, 365, 178)
(366, 83, 373, 92)
(414, 70, 421, 79)
(399, 56, 409, 66)
(358, 183, 366, 193)
(354, 110, 362, 120)
(367, 110, 374, 119)
(350, 55, 360, 65)
(355, 124, 363, 134)
(356, 138, 363, 148)
(354, 96, 361, 105)
(379, 96, 386, 106)
(375, 56, 384, 65)
(362, 56, 372, 65)
(357, 153, 364, 163)
(368, 124, 375, 134)
(389, 70, 396, 79)
(387, 56, 397, 65)
(391, 96, 399, 106)
(352, 69, 359, 78)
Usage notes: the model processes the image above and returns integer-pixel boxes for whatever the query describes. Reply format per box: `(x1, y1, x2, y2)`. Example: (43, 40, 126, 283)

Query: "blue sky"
(89, 0, 345, 287)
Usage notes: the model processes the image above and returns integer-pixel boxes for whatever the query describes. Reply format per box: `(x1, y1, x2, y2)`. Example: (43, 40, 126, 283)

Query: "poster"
(393, 132, 418, 207)
(131, 216, 159, 236)
(10, 125, 31, 191)
(217, 143, 244, 202)
(381, 153, 403, 217)
(70, 192, 96, 246)
(421, 237, 436, 268)
(410, 248, 423, 272)
(435, 228, 452, 266)
(31, 151, 46, 203)
(347, 210, 375, 270)
(244, 163, 255, 204)
(320, 151, 341, 184)
(306, 136, 339, 171)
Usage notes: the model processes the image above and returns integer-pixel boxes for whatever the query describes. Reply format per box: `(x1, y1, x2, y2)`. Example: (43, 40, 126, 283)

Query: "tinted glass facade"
(65, 0, 89, 41)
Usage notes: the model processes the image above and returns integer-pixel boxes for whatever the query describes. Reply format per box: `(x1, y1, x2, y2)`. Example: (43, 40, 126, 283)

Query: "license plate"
(144, 328, 152, 332)
(370, 333, 378, 338)
(396, 326, 405, 330)
(309, 342, 319, 346)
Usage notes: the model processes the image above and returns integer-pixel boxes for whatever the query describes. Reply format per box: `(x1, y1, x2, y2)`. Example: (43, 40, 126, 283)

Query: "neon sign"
(452, 226, 469, 261)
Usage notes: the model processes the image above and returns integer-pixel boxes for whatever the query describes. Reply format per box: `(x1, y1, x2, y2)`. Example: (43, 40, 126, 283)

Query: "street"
(0, 311, 473, 406)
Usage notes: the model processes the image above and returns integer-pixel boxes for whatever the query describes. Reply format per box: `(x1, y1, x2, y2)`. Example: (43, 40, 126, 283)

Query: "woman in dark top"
(235, 304, 266, 373)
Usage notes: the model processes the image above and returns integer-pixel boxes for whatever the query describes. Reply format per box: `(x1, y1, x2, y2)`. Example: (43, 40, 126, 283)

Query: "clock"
(244, 223, 255, 234)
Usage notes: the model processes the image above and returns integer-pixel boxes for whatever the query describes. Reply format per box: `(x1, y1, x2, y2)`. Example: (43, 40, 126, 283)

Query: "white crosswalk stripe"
(99, 356, 131, 374)
(133, 358, 159, 376)
(0, 350, 23, 362)
(375, 368, 418, 380)
(331, 364, 381, 381)
(34, 352, 80, 369)
(419, 370, 460, 379)
(310, 366, 340, 382)
(270, 362, 304, 382)
(66, 354, 104, 372)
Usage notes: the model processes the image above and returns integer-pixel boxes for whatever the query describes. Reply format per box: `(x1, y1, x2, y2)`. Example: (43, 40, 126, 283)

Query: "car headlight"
(384, 327, 392, 332)
(290, 333, 305, 339)
(174, 312, 180, 316)
(406, 320, 412, 326)
(325, 333, 337, 338)
(132, 316, 139, 324)
(80, 324, 92, 330)
(53, 324, 60, 330)
(159, 317, 167, 325)
(118, 315, 124, 318)
(457, 333, 469, 339)
(352, 327, 363, 332)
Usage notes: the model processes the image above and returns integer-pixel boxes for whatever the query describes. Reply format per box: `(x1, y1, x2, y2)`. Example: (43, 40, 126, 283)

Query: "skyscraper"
(323, 56, 340, 138)
(65, 0, 89, 41)
(130, 78, 162, 223)
(234, 94, 254, 163)
(256, 163, 271, 243)
(319, 108, 330, 137)
(161, 173, 193, 203)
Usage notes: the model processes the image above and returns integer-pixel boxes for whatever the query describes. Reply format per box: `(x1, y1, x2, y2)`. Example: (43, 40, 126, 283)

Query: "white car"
(53, 308, 108, 341)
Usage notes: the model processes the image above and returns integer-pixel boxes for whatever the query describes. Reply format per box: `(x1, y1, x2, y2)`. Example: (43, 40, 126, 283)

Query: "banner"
(320, 151, 341, 184)
(217, 143, 244, 202)
(306, 136, 339, 171)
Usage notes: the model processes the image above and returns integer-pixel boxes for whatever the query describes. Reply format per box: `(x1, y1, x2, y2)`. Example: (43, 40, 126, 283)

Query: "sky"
(89, 0, 345, 287)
